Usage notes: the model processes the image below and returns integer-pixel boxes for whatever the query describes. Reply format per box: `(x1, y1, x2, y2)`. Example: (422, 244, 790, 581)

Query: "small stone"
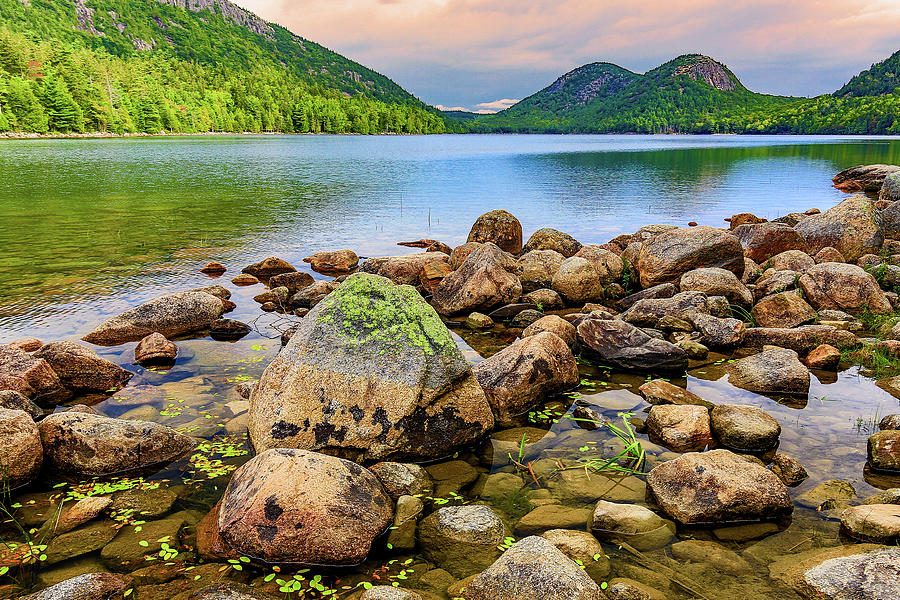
(797, 479, 856, 511)
(200, 261, 227, 274)
(770, 453, 808, 486)
(231, 274, 260, 286)
(510, 308, 543, 329)
(466, 312, 494, 330)
(590, 500, 674, 551)
(303, 249, 359, 273)
(242, 256, 296, 279)
(804, 344, 841, 370)
(645, 404, 712, 452)
(134, 333, 177, 365)
(209, 318, 251, 341)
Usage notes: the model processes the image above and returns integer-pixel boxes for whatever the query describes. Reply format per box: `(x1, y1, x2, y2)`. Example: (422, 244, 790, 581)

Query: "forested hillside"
(0, 0, 449, 134)
(469, 53, 900, 134)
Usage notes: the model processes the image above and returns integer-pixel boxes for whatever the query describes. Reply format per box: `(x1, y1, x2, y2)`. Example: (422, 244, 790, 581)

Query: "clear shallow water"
(1, 134, 900, 598)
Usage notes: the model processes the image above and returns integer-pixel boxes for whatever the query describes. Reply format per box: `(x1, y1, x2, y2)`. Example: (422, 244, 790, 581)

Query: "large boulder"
(359, 252, 451, 290)
(833, 164, 900, 192)
(38, 411, 197, 476)
(218, 448, 393, 565)
(621, 291, 725, 327)
(550, 257, 605, 304)
(794, 194, 883, 261)
(81, 291, 225, 345)
(0, 408, 42, 489)
(249, 273, 494, 461)
(637, 226, 744, 288)
(732, 222, 808, 264)
(679, 267, 752, 306)
(473, 332, 578, 426)
(0, 345, 70, 403)
(770, 250, 816, 273)
(577, 317, 688, 372)
(646, 449, 792, 524)
(573, 245, 624, 283)
(522, 315, 576, 346)
(33, 341, 132, 394)
(690, 312, 746, 349)
(418, 505, 506, 577)
(752, 290, 817, 328)
(798, 262, 891, 314)
(432, 243, 521, 315)
(710, 404, 781, 452)
(524, 228, 581, 257)
(645, 404, 712, 452)
(727, 346, 810, 396)
(880, 171, 900, 202)
(516, 249, 565, 291)
(462, 536, 603, 600)
(467, 209, 523, 254)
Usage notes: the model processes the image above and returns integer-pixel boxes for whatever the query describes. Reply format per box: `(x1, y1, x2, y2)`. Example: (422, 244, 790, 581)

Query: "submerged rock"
(134, 332, 177, 365)
(637, 226, 744, 288)
(218, 448, 393, 565)
(473, 332, 578, 426)
(646, 449, 792, 524)
(774, 545, 900, 600)
(0, 344, 70, 403)
(81, 291, 225, 345)
(34, 341, 132, 393)
(38, 411, 196, 476)
(577, 317, 688, 372)
(432, 243, 522, 315)
(249, 273, 494, 460)
(18, 572, 132, 600)
(467, 209, 523, 254)
(770, 453, 809, 486)
(0, 408, 42, 489)
(462, 536, 602, 600)
(590, 500, 675, 551)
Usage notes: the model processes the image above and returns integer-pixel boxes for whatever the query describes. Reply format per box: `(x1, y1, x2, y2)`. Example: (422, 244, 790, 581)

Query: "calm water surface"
(1, 134, 899, 598)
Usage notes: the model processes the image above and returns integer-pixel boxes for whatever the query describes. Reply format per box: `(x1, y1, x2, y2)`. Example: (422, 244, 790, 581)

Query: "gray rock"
(249, 273, 494, 461)
(690, 312, 745, 349)
(34, 341, 132, 393)
(798, 547, 900, 600)
(0, 389, 43, 420)
(463, 536, 603, 600)
(616, 283, 677, 311)
(727, 346, 810, 395)
(621, 291, 718, 327)
(17, 573, 132, 600)
(81, 291, 225, 345)
(418, 505, 506, 577)
(710, 404, 781, 452)
(577, 317, 687, 372)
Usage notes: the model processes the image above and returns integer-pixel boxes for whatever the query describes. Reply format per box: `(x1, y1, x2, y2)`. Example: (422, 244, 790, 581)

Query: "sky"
(236, 0, 900, 113)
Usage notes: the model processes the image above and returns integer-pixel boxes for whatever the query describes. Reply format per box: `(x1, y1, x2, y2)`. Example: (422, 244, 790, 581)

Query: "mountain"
(0, 0, 449, 134)
(469, 52, 900, 135)
(834, 49, 900, 97)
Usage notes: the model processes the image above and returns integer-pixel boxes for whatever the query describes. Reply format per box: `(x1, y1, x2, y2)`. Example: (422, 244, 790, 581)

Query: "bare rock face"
(710, 404, 781, 452)
(467, 209, 523, 254)
(799, 262, 891, 314)
(34, 341, 132, 393)
(218, 448, 393, 565)
(679, 267, 752, 306)
(637, 226, 744, 288)
(241, 256, 296, 279)
(752, 291, 817, 328)
(727, 346, 810, 396)
(462, 536, 603, 600)
(38, 411, 197, 476)
(433, 243, 522, 315)
(840, 504, 900, 543)
(868, 430, 900, 472)
(81, 291, 225, 345)
(0, 408, 42, 490)
(249, 273, 494, 461)
(17, 572, 132, 600)
(577, 316, 688, 372)
(733, 222, 808, 264)
(0, 345, 70, 403)
(303, 249, 359, 274)
(524, 227, 582, 257)
(551, 257, 606, 304)
(833, 164, 900, 192)
(646, 449, 792, 524)
(645, 404, 711, 452)
(473, 332, 579, 426)
(794, 194, 883, 261)
(516, 249, 565, 291)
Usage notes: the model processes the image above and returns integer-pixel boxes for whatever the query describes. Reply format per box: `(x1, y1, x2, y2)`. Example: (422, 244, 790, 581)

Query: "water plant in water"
(562, 411, 646, 475)
(0, 470, 60, 588)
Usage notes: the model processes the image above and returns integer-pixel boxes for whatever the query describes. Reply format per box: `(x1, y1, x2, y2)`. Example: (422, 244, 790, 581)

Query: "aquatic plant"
(562, 412, 646, 475)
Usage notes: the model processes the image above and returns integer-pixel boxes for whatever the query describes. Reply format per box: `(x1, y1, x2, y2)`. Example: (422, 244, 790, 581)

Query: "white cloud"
(474, 98, 520, 111)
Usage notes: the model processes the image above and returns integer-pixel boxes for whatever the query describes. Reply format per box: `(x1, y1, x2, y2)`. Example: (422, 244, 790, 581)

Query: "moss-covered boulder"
(249, 273, 495, 460)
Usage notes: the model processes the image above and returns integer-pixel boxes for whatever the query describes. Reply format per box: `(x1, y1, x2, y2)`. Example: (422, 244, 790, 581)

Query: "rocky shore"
(2, 164, 900, 599)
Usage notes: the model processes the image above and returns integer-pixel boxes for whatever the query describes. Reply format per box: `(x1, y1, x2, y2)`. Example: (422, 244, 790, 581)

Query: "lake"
(2, 133, 900, 340)
(1, 134, 900, 599)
